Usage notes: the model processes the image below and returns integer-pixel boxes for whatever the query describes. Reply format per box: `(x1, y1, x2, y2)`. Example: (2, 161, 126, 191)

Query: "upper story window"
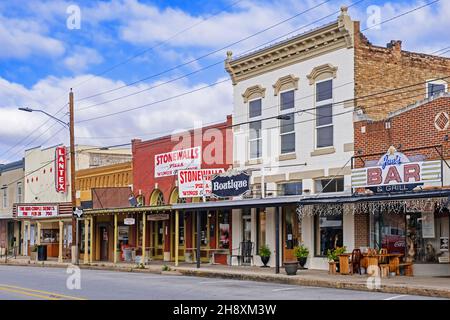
(280, 90, 295, 111)
(315, 79, 333, 148)
(314, 177, 344, 193)
(279, 181, 302, 196)
(2, 186, 7, 208)
(249, 120, 262, 159)
(249, 98, 262, 118)
(17, 182, 23, 203)
(280, 112, 295, 154)
(427, 80, 447, 98)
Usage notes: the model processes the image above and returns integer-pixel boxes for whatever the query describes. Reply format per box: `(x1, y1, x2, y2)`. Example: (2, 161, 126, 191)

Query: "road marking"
(272, 287, 296, 292)
(0, 284, 86, 300)
(384, 295, 407, 300)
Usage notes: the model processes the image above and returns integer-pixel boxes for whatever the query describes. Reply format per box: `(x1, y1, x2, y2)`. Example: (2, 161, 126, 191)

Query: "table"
(361, 253, 403, 275)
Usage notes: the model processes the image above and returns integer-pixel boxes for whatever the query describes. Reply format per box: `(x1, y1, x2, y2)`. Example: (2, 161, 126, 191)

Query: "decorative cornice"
(225, 7, 354, 85)
(306, 63, 338, 85)
(273, 74, 299, 96)
(241, 85, 266, 103)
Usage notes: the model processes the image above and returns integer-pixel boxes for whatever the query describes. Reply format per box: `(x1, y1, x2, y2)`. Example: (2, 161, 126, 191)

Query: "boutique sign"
(154, 146, 201, 178)
(211, 171, 250, 198)
(352, 146, 442, 193)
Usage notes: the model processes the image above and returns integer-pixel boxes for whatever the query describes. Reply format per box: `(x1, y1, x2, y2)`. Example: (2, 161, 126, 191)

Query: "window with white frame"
(2, 186, 7, 208)
(314, 177, 344, 193)
(279, 90, 295, 154)
(315, 79, 333, 148)
(249, 98, 262, 159)
(426, 80, 447, 98)
(17, 182, 23, 203)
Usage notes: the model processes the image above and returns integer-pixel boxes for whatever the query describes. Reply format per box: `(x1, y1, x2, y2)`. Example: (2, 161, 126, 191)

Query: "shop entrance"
(152, 220, 164, 259)
(283, 206, 299, 262)
(171, 212, 185, 261)
(99, 226, 109, 261)
(193, 211, 210, 262)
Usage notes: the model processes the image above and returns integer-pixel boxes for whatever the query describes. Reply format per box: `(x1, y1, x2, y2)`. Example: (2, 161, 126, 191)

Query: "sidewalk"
(2, 256, 449, 299)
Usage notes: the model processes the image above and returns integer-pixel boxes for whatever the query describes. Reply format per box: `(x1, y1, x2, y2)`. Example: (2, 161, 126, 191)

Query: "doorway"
(152, 220, 164, 259)
(283, 206, 299, 262)
(100, 226, 109, 261)
(171, 212, 186, 261)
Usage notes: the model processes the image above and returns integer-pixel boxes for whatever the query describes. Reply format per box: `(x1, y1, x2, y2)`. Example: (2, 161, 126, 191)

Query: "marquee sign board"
(211, 170, 250, 198)
(154, 146, 201, 178)
(352, 146, 442, 193)
(55, 146, 67, 193)
(178, 168, 225, 198)
(17, 205, 59, 217)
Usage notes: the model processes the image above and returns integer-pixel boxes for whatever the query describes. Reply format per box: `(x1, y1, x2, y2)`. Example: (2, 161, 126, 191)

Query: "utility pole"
(69, 89, 78, 264)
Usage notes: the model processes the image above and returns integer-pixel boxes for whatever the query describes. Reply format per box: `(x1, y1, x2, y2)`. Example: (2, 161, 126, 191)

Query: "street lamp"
(18, 90, 78, 264)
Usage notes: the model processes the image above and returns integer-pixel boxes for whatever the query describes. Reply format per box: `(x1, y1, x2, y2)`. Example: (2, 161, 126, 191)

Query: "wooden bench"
(397, 262, 413, 276)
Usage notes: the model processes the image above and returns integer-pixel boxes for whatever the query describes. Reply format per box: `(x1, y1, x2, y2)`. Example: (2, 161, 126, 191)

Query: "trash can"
(123, 248, 132, 262)
(37, 245, 47, 261)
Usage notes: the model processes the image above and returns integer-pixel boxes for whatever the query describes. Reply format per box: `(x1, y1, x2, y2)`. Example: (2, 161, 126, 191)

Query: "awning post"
(175, 210, 179, 267)
(142, 213, 146, 265)
(89, 217, 93, 264)
(114, 214, 118, 264)
(84, 218, 89, 264)
(58, 221, 63, 263)
(196, 210, 201, 269)
(275, 206, 280, 274)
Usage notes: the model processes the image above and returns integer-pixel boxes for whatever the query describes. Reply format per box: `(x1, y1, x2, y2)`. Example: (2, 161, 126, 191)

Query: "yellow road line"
(0, 286, 59, 300)
(0, 284, 86, 300)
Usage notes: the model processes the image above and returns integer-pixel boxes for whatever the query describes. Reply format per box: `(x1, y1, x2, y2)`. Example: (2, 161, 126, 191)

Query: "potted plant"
(284, 261, 299, 275)
(294, 245, 309, 269)
(327, 246, 346, 273)
(259, 244, 271, 267)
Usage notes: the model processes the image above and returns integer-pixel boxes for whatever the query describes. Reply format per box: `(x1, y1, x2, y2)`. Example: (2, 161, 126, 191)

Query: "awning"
(84, 205, 171, 216)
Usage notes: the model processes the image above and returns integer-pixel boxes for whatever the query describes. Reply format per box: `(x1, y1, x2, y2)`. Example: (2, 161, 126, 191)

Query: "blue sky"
(0, 0, 449, 163)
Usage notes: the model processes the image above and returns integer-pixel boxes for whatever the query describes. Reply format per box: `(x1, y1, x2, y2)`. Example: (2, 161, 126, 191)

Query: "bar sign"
(55, 146, 67, 193)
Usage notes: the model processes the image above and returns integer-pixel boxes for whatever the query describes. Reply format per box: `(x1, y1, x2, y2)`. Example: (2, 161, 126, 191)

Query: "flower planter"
(284, 261, 298, 275)
(260, 255, 270, 267)
(297, 257, 307, 269)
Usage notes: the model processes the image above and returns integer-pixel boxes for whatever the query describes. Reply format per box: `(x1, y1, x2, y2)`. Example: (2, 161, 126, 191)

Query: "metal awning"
(172, 195, 302, 211)
(13, 214, 73, 220)
(84, 205, 171, 215)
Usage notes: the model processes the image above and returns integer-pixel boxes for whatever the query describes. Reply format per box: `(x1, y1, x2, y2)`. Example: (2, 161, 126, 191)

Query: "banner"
(154, 146, 201, 178)
(178, 168, 225, 198)
(55, 146, 67, 193)
(17, 205, 58, 217)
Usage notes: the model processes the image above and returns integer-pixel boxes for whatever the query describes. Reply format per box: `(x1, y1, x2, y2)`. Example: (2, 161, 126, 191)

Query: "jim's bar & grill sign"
(17, 205, 59, 217)
(352, 146, 442, 193)
(55, 146, 67, 193)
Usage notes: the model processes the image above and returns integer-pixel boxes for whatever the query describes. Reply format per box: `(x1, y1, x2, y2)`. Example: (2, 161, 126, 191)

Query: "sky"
(0, 0, 449, 163)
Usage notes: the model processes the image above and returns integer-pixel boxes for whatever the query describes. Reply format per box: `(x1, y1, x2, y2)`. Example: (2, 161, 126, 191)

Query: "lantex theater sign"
(352, 146, 442, 193)
(55, 146, 67, 193)
(154, 146, 201, 178)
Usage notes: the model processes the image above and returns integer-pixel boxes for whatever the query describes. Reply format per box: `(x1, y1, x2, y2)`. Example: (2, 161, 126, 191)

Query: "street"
(0, 265, 445, 300)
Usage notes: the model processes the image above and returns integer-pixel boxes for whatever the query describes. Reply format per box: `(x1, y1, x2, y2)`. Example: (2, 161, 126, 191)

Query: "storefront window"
(257, 208, 266, 253)
(315, 207, 343, 256)
(242, 208, 251, 242)
(179, 212, 185, 246)
(370, 209, 406, 254)
(218, 211, 230, 249)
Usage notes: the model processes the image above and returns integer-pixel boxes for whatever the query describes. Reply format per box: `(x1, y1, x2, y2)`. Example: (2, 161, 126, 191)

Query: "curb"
(1, 261, 449, 299)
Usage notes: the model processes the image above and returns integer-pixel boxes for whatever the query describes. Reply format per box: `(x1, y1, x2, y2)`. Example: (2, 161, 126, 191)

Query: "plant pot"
(297, 257, 307, 268)
(335, 260, 340, 273)
(260, 255, 270, 267)
(284, 261, 298, 275)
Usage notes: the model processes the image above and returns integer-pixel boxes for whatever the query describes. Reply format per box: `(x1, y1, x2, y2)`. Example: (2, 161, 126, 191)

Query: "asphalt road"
(0, 265, 445, 300)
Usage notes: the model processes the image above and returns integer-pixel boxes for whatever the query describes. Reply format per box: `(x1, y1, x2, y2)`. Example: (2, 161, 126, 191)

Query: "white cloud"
(64, 47, 104, 73)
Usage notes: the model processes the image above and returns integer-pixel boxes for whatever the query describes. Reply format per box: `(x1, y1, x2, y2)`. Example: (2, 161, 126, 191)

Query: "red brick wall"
(354, 97, 450, 168)
(354, 213, 369, 248)
(354, 22, 450, 120)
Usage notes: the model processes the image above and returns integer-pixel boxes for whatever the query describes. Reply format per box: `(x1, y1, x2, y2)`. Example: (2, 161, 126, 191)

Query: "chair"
(378, 248, 390, 277)
(230, 241, 254, 266)
(349, 249, 362, 275)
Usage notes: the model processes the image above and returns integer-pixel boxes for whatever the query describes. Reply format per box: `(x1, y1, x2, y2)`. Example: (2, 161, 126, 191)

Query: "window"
(249, 120, 262, 159)
(280, 113, 295, 154)
(2, 187, 7, 208)
(218, 211, 230, 249)
(256, 208, 266, 254)
(242, 208, 251, 242)
(280, 90, 295, 111)
(178, 212, 185, 246)
(370, 209, 405, 254)
(17, 182, 23, 203)
(279, 182, 303, 196)
(314, 177, 344, 193)
(427, 81, 447, 98)
(315, 79, 333, 148)
(249, 98, 262, 118)
(315, 208, 343, 256)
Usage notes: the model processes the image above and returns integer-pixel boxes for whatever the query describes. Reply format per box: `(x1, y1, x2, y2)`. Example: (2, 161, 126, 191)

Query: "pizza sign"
(55, 146, 67, 193)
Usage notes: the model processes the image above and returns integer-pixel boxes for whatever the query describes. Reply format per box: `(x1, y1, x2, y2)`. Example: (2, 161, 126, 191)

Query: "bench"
(397, 262, 413, 276)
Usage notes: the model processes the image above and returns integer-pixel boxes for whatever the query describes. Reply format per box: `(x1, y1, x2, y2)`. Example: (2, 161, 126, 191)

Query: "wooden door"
(283, 206, 299, 262)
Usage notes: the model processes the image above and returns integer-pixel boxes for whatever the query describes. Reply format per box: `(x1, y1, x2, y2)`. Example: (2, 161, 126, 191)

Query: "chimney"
(387, 40, 402, 59)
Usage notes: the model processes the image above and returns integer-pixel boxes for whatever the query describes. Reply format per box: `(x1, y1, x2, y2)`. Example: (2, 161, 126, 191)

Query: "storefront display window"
(314, 207, 343, 256)
(218, 211, 230, 249)
(256, 208, 266, 253)
(242, 208, 251, 242)
(41, 229, 58, 243)
(370, 209, 406, 254)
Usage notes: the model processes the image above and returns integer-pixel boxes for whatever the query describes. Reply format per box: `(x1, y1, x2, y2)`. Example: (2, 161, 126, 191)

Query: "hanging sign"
(147, 213, 170, 221)
(178, 168, 225, 198)
(55, 146, 67, 193)
(124, 218, 135, 225)
(154, 146, 201, 178)
(17, 205, 58, 217)
(211, 170, 250, 198)
(351, 146, 441, 193)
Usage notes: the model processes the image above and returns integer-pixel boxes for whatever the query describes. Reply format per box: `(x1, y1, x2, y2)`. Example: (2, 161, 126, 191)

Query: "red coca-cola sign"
(55, 146, 67, 193)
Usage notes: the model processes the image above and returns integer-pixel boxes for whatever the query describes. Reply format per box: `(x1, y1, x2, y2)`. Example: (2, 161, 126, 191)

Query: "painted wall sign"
(124, 218, 135, 225)
(55, 146, 67, 193)
(211, 171, 250, 198)
(178, 168, 225, 198)
(352, 146, 441, 192)
(154, 146, 201, 178)
(147, 213, 170, 221)
(17, 205, 58, 217)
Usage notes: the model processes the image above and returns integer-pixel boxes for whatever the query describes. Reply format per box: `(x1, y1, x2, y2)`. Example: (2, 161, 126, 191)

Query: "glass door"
(283, 206, 299, 262)
(153, 220, 164, 259)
